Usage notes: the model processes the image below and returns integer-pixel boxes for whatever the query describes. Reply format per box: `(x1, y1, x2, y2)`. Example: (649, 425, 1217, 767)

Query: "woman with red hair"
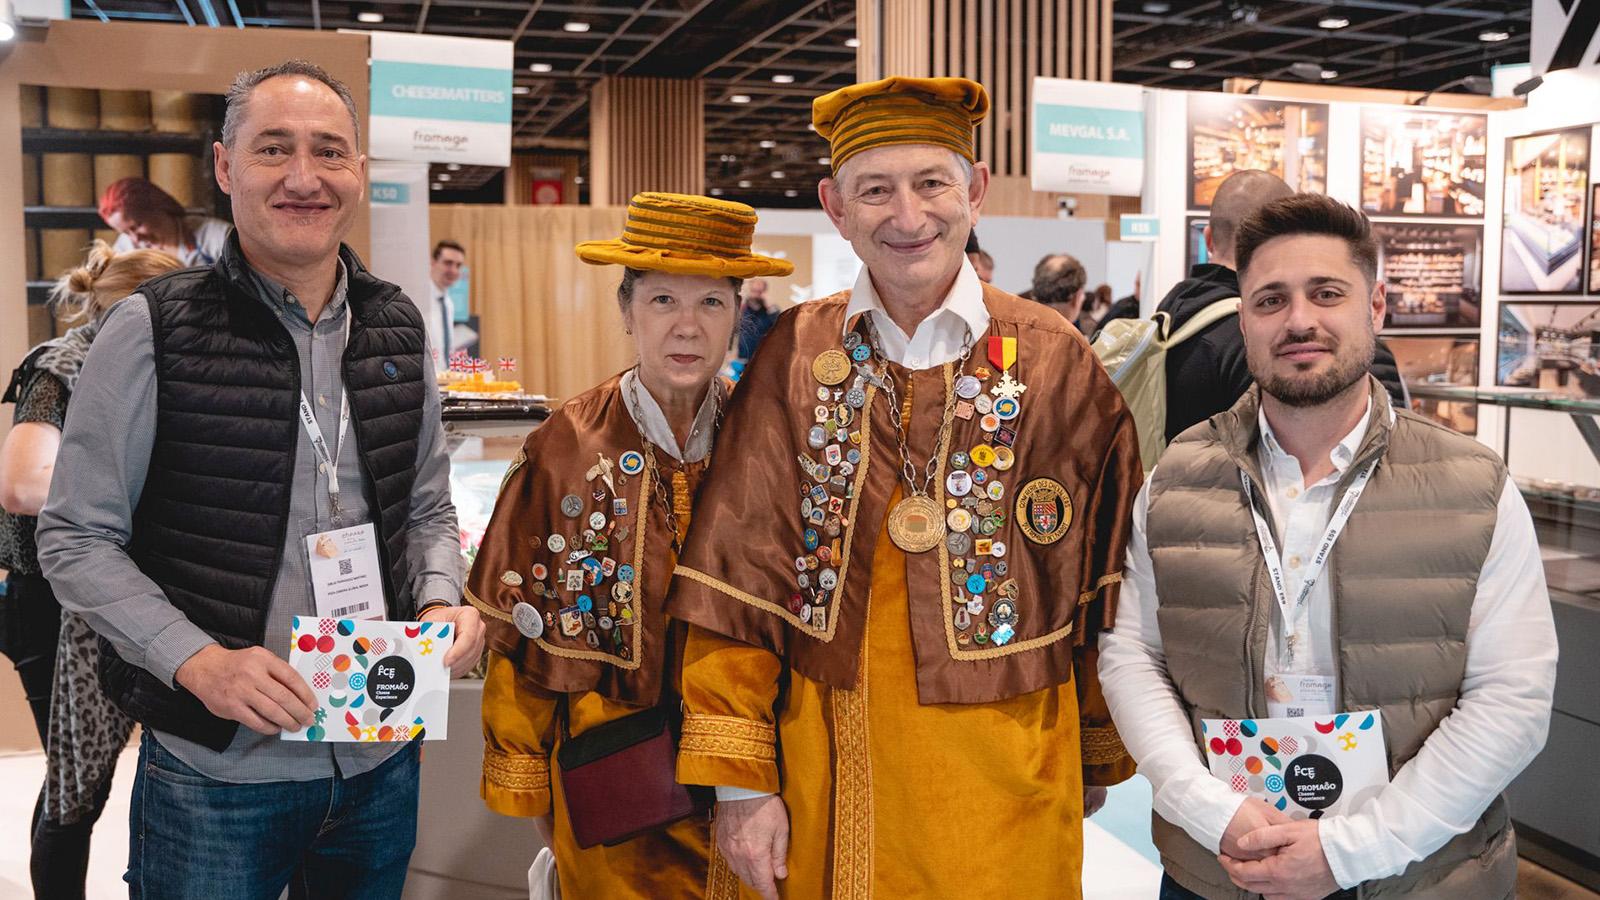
(97, 177, 232, 267)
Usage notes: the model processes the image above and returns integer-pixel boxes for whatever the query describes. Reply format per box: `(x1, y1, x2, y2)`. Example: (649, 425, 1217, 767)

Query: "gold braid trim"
(829, 604, 874, 900)
(1078, 572, 1123, 606)
(679, 713, 778, 762)
(482, 746, 550, 793)
(706, 823, 743, 900)
(1080, 723, 1129, 767)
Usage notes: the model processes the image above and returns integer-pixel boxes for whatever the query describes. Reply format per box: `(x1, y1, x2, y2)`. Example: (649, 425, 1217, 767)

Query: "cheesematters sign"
(369, 32, 513, 167)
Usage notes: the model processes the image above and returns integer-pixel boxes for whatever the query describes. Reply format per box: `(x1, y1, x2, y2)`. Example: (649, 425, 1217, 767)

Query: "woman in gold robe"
(465, 192, 792, 898)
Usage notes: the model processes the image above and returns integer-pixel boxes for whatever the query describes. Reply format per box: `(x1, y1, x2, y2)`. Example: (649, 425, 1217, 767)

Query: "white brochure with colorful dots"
(1201, 713, 1390, 819)
(282, 616, 454, 743)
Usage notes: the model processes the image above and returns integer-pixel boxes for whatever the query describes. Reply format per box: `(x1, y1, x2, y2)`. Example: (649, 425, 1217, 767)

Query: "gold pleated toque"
(812, 76, 990, 173)
(576, 192, 794, 278)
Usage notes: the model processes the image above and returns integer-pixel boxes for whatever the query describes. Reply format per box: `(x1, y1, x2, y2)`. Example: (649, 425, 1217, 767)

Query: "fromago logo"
(1533, 0, 1600, 76)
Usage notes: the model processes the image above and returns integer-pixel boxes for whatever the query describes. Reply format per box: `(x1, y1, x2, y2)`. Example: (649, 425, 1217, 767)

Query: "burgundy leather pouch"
(556, 705, 712, 848)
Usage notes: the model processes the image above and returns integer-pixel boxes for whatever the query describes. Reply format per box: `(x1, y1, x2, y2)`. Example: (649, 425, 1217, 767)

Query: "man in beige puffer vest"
(1099, 193, 1556, 900)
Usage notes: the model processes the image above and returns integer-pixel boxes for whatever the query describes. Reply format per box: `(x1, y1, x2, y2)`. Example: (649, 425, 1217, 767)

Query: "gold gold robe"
(469, 373, 729, 899)
(667, 286, 1141, 898)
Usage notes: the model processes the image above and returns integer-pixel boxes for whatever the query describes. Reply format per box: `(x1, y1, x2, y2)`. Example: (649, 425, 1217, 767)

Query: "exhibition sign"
(369, 32, 513, 167)
(1031, 78, 1145, 196)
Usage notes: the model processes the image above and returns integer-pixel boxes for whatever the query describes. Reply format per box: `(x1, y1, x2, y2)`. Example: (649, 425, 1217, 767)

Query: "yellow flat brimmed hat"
(575, 192, 794, 279)
(813, 76, 989, 174)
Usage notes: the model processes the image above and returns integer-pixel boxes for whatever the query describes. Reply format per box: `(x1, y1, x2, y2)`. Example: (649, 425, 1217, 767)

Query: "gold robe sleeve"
(481, 651, 558, 817)
(676, 625, 783, 794)
(1076, 644, 1134, 785)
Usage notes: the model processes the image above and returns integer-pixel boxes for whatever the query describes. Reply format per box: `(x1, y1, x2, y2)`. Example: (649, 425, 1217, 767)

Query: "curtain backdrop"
(429, 204, 633, 402)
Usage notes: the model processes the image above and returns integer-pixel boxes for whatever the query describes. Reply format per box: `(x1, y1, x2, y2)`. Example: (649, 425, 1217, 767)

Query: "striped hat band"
(619, 193, 757, 261)
(828, 93, 976, 172)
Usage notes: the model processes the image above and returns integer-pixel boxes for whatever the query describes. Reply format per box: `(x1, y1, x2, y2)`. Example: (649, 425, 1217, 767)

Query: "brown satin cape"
(667, 283, 1142, 705)
(467, 373, 716, 706)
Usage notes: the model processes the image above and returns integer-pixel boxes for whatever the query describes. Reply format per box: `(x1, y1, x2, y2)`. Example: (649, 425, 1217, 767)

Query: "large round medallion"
(887, 494, 945, 553)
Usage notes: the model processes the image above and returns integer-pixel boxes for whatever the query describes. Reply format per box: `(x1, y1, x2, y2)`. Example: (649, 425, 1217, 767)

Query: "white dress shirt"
(424, 281, 455, 371)
(841, 256, 988, 369)
(618, 368, 719, 464)
(1099, 415, 1557, 889)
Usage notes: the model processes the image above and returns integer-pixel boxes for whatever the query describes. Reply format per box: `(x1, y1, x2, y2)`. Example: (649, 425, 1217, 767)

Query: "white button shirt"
(1099, 413, 1557, 889)
(841, 256, 989, 369)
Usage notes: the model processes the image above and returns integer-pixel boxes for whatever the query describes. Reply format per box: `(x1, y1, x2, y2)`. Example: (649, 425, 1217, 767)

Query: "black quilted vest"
(99, 235, 429, 751)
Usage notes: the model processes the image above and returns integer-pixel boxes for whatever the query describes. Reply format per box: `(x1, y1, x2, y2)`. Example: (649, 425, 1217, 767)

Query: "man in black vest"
(38, 60, 483, 899)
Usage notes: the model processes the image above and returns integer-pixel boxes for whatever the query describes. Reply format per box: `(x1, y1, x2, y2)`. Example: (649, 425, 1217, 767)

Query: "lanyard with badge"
(1240, 459, 1376, 718)
(299, 314, 387, 621)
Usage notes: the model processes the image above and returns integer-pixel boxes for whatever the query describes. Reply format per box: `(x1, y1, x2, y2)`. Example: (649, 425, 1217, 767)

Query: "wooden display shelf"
(21, 126, 209, 154)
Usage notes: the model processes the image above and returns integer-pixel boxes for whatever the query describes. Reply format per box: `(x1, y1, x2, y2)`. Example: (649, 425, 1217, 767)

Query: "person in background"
(98, 177, 231, 267)
(1157, 170, 1405, 442)
(1, 242, 181, 900)
(1031, 252, 1088, 328)
(468, 192, 792, 897)
(1096, 270, 1141, 332)
(427, 239, 466, 370)
(1080, 283, 1114, 333)
(965, 229, 995, 283)
(1101, 193, 1554, 900)
(37, 59, 482, 899)
(737, 277, 781, 362)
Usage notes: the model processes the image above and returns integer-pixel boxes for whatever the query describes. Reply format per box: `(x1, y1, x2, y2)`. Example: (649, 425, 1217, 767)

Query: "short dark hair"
(223, 59, 360, 149)
(433, 240, 465, 261)
(1031, 253, 1086, 305)
(1235, 194, 1378, 285)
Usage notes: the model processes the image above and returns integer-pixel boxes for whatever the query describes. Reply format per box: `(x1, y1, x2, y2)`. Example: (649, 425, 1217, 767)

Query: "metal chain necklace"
(861, 316, 973, 553)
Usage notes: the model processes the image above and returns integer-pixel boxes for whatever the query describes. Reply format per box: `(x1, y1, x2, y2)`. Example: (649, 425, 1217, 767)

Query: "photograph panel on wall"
(1359, 108, 1487, 218)
(1497, 303, 1600, 399)
(1591, 184, 1600, 294)
(1501, 127, 1591, 294)
(1387, 336, 1479, 434)
(1187, 94, 1329, 210)
(1374, 222, 1481, 328)
(1185, 217, 1209, 272)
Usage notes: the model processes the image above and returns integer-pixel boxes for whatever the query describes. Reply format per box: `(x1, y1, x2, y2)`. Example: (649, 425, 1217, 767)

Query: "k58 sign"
(1533, 0, 1600, 76)
(1031, 78, 1145, 196)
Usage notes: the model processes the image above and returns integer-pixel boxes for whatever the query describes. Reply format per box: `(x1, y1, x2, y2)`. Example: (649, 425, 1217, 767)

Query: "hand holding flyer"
(283, 616, 454, 742)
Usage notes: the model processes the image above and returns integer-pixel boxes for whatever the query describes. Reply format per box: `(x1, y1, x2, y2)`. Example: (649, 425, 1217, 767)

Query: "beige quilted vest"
(1145, 377, 1514, 899)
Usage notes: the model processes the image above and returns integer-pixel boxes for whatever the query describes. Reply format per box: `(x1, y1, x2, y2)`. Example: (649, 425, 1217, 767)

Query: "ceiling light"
(730, 94, 752, 103)
(710, 187, 725, 196)
(817, 156, 830, 165)
(1317, 16, 1348, 29)
(784, 189, 799, 198)
(1289, 61, 1324, 80)
(0, 21, 16, 41)
(844, 37, 860, 48)
(562, 21, 590, 32)
(430, 183, 442, 191)
(1479, 29, 1510, 42)
(529, 62, 554, 73)
(1320, 68, 1339, 80)
(511, 85, 531, 95)
(1169, 58, 1196, 70)
(771, 171, 786, 179)
(357, 11, 384, 23)
(574, 176, 584, 184)
(772, 74, 795, 84)
(759, 139, 777, 149)
(446, 163, 462, 171)
(738, 180, 752, 188)
(1142, 1, 1170, 12)
(437, 173, 451, 182)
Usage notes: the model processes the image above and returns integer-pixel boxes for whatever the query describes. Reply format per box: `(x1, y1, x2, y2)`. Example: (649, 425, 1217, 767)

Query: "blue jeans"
(128, 732, 420, 900)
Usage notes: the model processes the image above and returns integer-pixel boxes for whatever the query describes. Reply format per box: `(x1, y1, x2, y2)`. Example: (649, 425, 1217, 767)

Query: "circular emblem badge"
(1015, 477, 1073, 545)
(954, 374, 982, 399)
(993, 397, 1020, 421)
(969, 445, 997, 468)
(512, 602, 544, 639)
(812, 350, 852, 386)
(619, 451, 645, 476)
(560, 495, 584, 518)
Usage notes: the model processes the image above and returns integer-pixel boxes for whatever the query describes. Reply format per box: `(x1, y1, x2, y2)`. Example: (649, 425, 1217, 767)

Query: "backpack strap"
(1161, 297, 1240, 349)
